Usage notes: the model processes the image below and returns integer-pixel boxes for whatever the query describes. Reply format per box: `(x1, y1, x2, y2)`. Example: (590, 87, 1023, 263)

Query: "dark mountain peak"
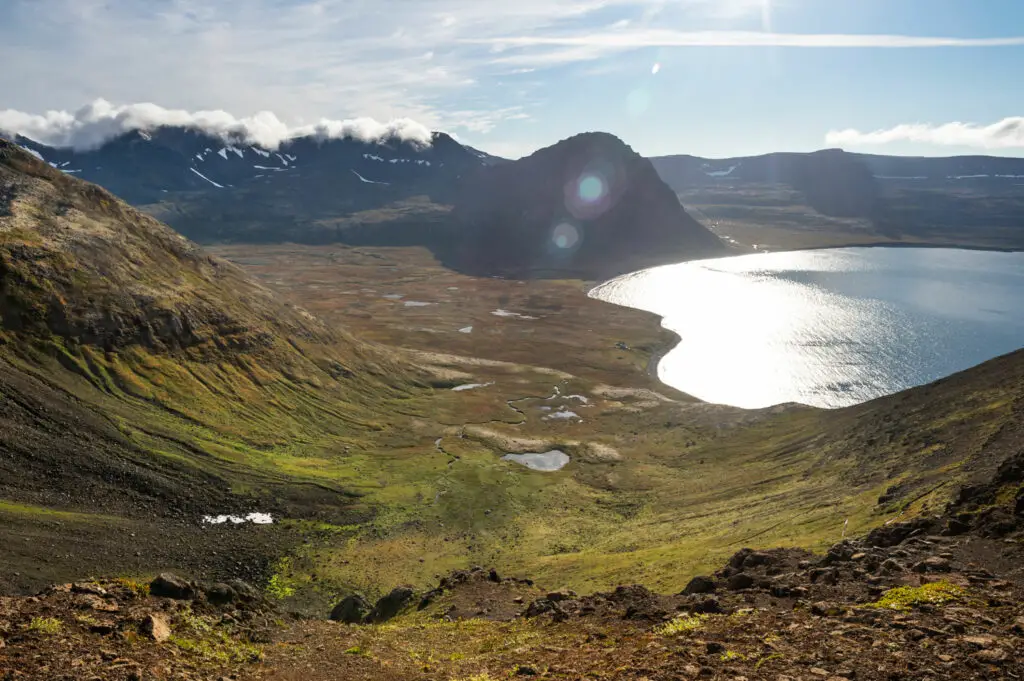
(448, 132, 725, 278)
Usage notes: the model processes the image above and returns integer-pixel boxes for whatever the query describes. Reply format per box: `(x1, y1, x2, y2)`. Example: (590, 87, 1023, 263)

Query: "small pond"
(501, 450, 570, 471)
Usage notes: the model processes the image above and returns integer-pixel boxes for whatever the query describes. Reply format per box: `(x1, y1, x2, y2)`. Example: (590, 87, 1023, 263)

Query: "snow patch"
(202, 512, 274, 525)
(18, 145, 45, 161)
(451, 382, 494, 392)
(190, 167, 224, 188)
(403, 300, 432, 307)
(351, 169, 389, 185)
(702, 163, 740, 178)
(491, 309, 538, 320)
(458, 326, 473, 334)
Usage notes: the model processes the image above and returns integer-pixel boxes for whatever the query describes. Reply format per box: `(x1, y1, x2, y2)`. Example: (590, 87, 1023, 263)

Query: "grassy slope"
(1, 140, 1021, 614)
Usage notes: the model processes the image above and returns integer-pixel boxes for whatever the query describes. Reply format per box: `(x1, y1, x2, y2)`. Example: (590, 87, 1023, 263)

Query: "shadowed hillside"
(449, 132, 726, 278)
(0, 139, 427, 591)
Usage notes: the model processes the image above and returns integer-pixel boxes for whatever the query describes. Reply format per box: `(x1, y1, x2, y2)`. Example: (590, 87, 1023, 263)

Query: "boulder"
(726, 573, 755, 591)
(681, 576, 717, 595)
(365, 586, 417, 623)
(140, 613, 171, 642)
(226, 579, 261, 603)
(330, 594, 372, 624)
(824, 541, 856, 564)
(545, 590, 576, 603)
(201, 583, 238, 605)
(149, 573, 195, 600)
(728, 548, 754, 570)
(690, 596, 722, 614)
(879, 558, 904, 575)
(742, 552, 774, 569)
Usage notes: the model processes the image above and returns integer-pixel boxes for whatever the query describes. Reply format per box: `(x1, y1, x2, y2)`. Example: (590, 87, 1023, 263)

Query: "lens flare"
(626, 88, 651, 116)
(578, 174, 605, 203)
(552, 222, 581, 250)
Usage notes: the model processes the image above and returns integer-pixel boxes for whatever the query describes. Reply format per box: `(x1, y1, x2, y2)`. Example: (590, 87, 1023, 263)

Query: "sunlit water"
(590, 248, 1024, 409)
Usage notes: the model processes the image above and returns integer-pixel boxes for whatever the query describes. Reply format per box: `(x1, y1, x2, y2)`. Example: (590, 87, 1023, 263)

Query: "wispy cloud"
(2, 0, 1022, 150)
(826, 118, 1024, 150)
(472, 30, 1024, 52)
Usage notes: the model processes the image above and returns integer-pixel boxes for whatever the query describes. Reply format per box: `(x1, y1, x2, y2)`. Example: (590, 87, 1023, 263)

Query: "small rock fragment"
(912, 557, 951, 573)
(974, 648, 1008, 665)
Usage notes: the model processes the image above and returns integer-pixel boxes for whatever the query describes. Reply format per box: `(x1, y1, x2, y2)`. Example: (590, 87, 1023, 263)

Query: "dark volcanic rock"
(682, 576, 717, 595)
(149, 573, 195, 600)
(365, 586, 417, 623)
(330, 594, 372, 624)
(201, 582, 238, 605)
(726, 573, 755, 591)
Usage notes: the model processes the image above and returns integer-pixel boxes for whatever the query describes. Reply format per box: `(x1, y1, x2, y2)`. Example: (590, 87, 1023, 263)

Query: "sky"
(1, 0, 1023, 159)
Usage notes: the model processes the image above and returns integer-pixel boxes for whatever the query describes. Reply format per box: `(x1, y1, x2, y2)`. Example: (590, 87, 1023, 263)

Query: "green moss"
(755, 652, 785, 669)
(266, 558, 298, 600)
(26, 617, 62, 635)
(114, 577, 151, 598)
(656, 614, 709, 636)
(867, 582, 966, 611)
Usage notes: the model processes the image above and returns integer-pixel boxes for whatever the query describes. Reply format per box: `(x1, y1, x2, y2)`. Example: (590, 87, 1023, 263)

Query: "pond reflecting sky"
(590, 248, 1024, 409)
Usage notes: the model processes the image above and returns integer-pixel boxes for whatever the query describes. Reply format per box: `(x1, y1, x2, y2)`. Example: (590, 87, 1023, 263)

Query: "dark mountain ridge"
(652, 149, 1024, 249)
(11, 125, 483, 205)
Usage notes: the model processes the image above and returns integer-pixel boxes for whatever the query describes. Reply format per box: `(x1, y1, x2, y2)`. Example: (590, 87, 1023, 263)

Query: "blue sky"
(1, 0, 1022, 158)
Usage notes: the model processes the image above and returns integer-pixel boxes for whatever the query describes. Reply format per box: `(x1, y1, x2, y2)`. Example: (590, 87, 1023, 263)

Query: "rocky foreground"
(1, 453, 1021, 680)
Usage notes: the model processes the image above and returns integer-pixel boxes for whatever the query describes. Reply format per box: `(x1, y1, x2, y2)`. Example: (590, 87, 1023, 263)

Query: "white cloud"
(826, 118, 1024, 150)
(0, 99, 433, 150)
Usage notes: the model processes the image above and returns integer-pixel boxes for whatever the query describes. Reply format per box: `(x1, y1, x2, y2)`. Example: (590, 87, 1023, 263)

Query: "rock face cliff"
(449, 132, 726, 278)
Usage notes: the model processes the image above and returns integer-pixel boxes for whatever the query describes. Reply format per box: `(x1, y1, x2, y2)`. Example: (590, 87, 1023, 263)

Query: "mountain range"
(9, 126, 1024, 266)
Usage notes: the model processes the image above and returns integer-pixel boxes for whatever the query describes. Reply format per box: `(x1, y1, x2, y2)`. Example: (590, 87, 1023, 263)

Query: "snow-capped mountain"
(10, 125, 492, 206)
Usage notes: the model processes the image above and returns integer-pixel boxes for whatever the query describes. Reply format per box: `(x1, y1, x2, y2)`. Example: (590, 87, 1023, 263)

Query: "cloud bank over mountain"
(0, 99, 434, 150)
(827, 117, 1024, 150)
